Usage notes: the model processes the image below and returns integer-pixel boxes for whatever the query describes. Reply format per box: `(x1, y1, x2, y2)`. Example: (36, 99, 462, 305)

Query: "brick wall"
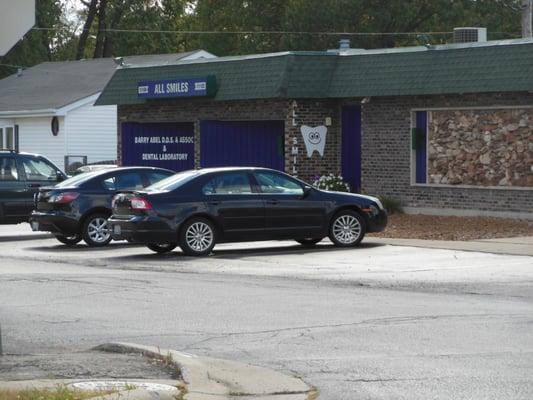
(118, 98, 289, 169)
(284, 99, 341, 182)
(361, 93, 533, 214)
(118, 98, 341, 183)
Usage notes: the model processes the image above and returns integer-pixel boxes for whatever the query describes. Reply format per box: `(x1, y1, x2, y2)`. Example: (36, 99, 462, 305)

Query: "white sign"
(0, 0, 35, 56)
(301, 125, 327, 157)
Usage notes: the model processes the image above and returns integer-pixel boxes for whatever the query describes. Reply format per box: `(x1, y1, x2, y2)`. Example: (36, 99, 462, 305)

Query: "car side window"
(116, 172, 144, 190)
(255, 172, 303, 195)
(145, 171, 172, 186)
(0, 157, 19, 181)
(102, 176, 116, 191)
(202, 173, 252, 195)
(20, 157, 56, 181)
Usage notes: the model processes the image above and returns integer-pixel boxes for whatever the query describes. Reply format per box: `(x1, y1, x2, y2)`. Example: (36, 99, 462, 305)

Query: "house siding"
(15, 117, 66, 169)
(65, 101, 117, 164)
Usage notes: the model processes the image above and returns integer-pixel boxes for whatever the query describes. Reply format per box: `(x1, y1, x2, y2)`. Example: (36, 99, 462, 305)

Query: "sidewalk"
(369, 236, 533, 256)
(0, 223, 51, 242)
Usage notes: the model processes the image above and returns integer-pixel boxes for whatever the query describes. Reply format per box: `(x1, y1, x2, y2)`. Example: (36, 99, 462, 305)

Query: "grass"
(0, 386, 117, 400)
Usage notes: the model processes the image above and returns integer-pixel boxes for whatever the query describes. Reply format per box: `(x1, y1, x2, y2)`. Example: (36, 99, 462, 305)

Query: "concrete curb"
(0, 379, 181, 400)
(368, 237, 533, 257)
(95, 342, 315, 400)
(0, 233, 52, 242)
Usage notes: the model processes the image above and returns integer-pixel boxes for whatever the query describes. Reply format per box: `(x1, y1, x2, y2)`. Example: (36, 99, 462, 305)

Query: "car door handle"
(266, 199, 279, 205)
(27, 183, 41, 188)
(208, 201, 220, 206)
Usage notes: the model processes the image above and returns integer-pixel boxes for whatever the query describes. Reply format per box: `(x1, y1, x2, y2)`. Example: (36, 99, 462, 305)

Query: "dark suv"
(0, 150, 66, 225)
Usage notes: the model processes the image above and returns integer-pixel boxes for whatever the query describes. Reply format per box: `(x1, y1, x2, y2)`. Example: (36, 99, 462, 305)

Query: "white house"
(0, 50, 215, 172)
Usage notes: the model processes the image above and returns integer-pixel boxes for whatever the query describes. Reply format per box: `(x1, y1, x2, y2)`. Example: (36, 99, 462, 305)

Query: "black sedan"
(29, 167, 174, 246)
(108, 167, 387, 256)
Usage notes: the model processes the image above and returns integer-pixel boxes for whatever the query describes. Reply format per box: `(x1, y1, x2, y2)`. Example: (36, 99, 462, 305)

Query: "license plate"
(113, 224, 121, 235)
(31, 221, 39, 231)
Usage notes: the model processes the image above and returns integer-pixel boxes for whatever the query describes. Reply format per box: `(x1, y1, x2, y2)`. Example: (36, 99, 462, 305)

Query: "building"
(96, 38, 533, 219)
(0, 50, 215, 172)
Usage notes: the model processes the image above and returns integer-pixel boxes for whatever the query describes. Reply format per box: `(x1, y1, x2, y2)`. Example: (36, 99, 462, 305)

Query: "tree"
(523, 0, 532, 37)
(0, 0, 66, 79)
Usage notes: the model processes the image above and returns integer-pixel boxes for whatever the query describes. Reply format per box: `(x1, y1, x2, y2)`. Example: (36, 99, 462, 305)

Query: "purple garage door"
(121, 122, 195, 171)
(200, 120, 285, 171)
(341, 105, 362, 192)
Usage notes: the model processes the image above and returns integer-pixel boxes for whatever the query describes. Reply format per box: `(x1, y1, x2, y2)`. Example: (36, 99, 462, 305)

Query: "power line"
(31, 27, 456, 36)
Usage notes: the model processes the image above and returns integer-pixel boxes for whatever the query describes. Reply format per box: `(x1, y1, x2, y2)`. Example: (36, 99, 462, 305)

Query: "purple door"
(200, 120, 285, 171)
(341, 105, 362, 192)
(121, 122, 194, 171)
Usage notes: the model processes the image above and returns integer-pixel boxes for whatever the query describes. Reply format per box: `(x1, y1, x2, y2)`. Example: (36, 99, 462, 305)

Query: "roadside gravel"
(0, 350, 179, 382)
(369, 213, 533, 241)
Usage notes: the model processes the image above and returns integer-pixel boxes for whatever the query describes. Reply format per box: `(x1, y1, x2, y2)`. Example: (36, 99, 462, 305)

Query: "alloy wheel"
(86, 217, 111, 245)
(332, 214, 362, 245)
(185, 221, 214, 252)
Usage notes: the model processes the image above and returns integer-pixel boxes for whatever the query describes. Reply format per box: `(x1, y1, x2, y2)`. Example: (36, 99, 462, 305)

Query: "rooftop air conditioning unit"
(453, 27, 487, 43)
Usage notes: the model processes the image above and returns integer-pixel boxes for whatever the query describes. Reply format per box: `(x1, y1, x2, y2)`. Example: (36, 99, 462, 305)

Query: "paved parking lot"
(1, 235, 532, 399)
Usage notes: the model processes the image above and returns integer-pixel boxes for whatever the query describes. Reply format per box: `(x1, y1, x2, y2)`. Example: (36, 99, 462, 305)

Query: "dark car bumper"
(29, 211, 80, 236)
(108, 215, 177, 244)
(365, 209, 388, 233)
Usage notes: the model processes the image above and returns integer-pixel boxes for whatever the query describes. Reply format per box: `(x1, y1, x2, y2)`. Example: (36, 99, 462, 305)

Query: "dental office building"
(96, 34, 533, 219)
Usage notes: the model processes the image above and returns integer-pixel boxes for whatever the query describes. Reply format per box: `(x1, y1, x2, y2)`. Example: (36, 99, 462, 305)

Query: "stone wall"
(428, 108, 533, 187)
(361, 93, 533, 215)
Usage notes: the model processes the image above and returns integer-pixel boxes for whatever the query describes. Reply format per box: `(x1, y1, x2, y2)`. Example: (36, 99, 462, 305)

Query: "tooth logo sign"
(301, 125, 327, 157)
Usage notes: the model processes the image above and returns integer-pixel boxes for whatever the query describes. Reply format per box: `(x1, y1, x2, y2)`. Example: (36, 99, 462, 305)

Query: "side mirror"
(303, 185, 312, 198)
(56, 171, 65, 182)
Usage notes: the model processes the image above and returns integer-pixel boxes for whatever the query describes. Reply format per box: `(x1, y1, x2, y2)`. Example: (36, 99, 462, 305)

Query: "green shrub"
(378, 195, 404, 214)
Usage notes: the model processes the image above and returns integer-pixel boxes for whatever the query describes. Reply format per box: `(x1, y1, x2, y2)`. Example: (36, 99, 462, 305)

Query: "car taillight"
(49, 192, 79, 203)
(130, 197, 152, 210)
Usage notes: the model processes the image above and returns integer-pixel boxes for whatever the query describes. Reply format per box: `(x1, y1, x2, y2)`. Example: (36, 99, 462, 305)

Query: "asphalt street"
(0, 237, 532, 399)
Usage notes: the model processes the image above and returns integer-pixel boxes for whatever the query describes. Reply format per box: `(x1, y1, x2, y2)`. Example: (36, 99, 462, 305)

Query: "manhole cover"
(68, 381, 178, 392)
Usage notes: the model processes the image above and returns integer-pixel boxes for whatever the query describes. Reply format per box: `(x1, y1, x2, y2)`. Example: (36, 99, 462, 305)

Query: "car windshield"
(145, 170, 199, 192)
(54, 171, 101, 188)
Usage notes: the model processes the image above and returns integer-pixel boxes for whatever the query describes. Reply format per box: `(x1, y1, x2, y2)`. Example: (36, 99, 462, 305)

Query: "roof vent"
(453, 27, 487, 43)
(339, 38, 351, 51)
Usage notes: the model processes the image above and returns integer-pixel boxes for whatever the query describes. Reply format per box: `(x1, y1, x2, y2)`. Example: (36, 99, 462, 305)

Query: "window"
(254, 172, 303, 195)
(146, 170, 198, 192)
(0, 126, 16, 151)
(145, 171, 173, 186)
(21, 157, 57, 181)
(202, 173, 252, 194)
(0, 157, 18, 181)
(103, 173, 145, 191)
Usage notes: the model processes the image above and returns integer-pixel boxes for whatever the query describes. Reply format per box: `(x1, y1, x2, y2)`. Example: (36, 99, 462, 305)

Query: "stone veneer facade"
(428, 108, 532, 187)
(117, 91, 533, 217)
(361, 92, 533, 216)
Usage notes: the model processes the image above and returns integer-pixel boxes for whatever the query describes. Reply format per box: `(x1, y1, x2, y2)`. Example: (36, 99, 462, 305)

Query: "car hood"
(324, 190, 384, 210)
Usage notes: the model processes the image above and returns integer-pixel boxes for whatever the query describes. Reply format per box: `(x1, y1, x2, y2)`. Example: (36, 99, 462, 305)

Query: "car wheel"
(147, 243, 177, 253)
(82, 213, 112, 247)
(329, 210, 366, 247)
(55, 234, 82, 246)
(295, 238, 323, 246)
(179, 217, 216, 256)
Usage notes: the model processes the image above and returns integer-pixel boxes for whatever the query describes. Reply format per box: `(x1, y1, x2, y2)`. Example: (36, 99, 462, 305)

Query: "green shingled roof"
(96, 40, 533, 105)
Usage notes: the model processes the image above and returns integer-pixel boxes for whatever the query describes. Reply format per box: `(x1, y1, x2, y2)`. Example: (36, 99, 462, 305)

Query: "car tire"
(147, 243, 177, 253)
(179, 217, 216, 256)
(82, 213, 112, 247)
(295, 238, 323, 246)
(55, 234, 82, 246)
(328, 210, 366, 247)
